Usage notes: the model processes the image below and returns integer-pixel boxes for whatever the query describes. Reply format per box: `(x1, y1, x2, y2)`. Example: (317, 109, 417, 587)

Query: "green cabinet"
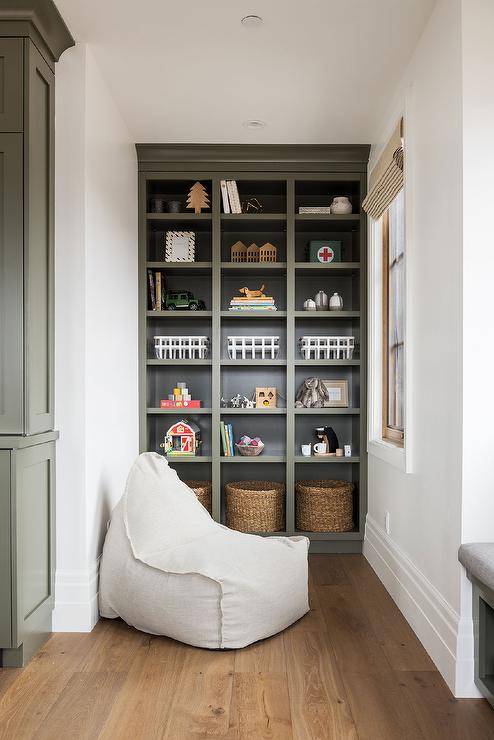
(0, 38, 23, 132)
(0, 435, 57, 667)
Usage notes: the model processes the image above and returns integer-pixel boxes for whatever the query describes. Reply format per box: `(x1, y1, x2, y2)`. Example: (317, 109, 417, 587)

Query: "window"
(382, 188, 405, 445)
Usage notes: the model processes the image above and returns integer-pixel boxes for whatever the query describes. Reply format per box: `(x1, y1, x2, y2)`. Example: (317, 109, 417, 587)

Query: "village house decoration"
(161, 420, 202, 456)
(307, 239, 342, 263)
(165, 231, 195, 262)
(255, 387, 277, 408)
(186, 181, 210, 214)
(230, 240, 277, 263)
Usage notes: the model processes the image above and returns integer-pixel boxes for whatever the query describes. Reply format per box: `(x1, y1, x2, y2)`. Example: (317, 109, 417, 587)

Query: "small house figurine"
(161, 420, 202, 456)
(256, 387, 277, 408)
(246, 243, 260, 263)
(230, 240, 247, 262)
(259, 242, 277, 263)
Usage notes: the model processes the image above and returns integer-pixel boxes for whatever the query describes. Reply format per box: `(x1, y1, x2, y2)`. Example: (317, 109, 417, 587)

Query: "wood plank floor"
(1, 554, 493, 739)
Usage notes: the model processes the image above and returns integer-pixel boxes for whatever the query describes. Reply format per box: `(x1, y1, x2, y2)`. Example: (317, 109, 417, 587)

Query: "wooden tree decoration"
(186, 181, 210, 214)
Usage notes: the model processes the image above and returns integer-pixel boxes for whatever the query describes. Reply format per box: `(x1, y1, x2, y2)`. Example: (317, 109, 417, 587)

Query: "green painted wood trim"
(0, 430, 59, 449)
(0, 0, 74, 66)
(0, 451, 12, 647)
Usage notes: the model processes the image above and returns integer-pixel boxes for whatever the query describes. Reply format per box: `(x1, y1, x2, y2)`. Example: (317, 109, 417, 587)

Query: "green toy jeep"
(165, 290, 206, 311)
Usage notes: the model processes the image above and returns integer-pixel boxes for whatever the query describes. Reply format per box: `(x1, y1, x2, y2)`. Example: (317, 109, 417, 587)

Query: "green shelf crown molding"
(0, 0, 74, 65)
(135, 143, 371, 173)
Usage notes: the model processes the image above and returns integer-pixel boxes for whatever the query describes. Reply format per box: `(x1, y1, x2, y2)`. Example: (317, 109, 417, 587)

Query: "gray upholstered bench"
(459, 543, 494, 707)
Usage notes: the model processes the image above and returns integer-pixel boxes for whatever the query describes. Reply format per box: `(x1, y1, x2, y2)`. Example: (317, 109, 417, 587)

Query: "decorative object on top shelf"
(321, 379, 349, 408)
(154, 335, 210, 361)
(186, 181, 210, 214)
(160, 380, 202, 409)
(256, 387, 277, 408)
(150, 197, 166, 213)
(161, 420, 202, 456)
(228, 336, 280, 360)
(330, 196, 352, 214)
(314, 425, 340, 456)
(329, 292, 344, 310)
(230, 285, 277, 312)
(295, 480, 354, 532)
(184, 480, 212, 514)
(221, 180, 241, 213)
(307, 239, 342, 263)
(299, 336, 355, 360)
(295, 377, 330, 408)
(165, 230, 195, 262)
(229, 241, 278, 263)
(164, 290, 206, 311)
(315, 290, 328, 311)
(166, 200, 182, 213)
(228, 394, 256, 409)
(236, 435, 265, 456)
(303, 298, 317, 311)
(225, 481, 285, 533)
(299, 206, 332, 214)
(242, 197, 263, 214)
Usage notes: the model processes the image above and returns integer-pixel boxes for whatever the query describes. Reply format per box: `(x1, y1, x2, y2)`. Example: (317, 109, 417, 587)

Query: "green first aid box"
(307, 240, 342, 263)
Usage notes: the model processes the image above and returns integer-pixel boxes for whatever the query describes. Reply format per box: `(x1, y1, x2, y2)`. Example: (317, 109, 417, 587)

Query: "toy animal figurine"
(230, 394, 242, 408)
(238, 285, 266, 299)
(295, 377, 330, 408)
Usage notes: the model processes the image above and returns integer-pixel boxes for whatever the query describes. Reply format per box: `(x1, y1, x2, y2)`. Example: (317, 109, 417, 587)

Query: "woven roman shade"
(362, 118, 404, 219)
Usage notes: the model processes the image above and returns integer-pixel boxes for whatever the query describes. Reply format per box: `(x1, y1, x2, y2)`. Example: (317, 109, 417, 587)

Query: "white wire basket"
(299, 336, 355, 360)
(227, 336, 280, 360)
(154, 336, 210, 360)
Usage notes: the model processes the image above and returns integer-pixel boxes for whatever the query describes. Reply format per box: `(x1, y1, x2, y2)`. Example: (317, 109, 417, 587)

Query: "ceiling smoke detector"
(243, 120, 266, 129)
(241, 15, 263, 28)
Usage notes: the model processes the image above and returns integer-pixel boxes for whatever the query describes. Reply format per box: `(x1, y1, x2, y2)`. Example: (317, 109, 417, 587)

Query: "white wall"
(54, 44, 138, 631)
(364, 0, 466, 694)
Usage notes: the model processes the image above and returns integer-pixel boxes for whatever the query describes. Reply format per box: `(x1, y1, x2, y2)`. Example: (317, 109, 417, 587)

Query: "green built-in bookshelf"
(137, 145, 369, 552)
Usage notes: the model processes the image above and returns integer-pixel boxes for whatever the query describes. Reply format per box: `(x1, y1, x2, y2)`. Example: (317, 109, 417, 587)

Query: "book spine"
(156, 271, 161, 311)
(231, 181, 242, 213)
(224, 422, 231, 456)
(228, 424, 235, 456)
(220, 421, 227, 456)
(147, 269, 156, 310)
(226, 181, 236, 214)
(220, 180, 230, 214)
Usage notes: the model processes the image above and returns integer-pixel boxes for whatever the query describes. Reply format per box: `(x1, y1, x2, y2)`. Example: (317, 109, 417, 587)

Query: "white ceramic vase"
(330, 196, 352, 214)
(329, 292, 343, 310)
(315, 290, 328, 311)
(304, 298, 317, 311)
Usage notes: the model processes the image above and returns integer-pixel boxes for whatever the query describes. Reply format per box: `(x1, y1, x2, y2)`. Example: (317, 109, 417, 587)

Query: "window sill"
(368, 438, 408, 472)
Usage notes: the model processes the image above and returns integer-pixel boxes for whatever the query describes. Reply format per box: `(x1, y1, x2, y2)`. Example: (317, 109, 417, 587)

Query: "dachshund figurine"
(238, 284, 266, 299)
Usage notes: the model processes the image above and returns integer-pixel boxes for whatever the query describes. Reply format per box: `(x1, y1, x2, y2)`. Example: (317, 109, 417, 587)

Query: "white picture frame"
(165, 231, 195, 262)
(322, 379, 349, 408)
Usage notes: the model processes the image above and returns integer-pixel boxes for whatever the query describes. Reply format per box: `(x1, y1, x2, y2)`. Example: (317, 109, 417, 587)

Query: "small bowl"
(235, 442, 265, 456)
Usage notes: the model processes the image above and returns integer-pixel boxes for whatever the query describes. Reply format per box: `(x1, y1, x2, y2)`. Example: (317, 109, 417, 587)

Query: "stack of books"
(229, 296, 277, 312)
(220, 421, 235, 456)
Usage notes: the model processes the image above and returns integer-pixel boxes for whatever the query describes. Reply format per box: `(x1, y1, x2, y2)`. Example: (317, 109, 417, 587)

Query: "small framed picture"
(165, 231, 195, 262)
(322, 379, 349, 408)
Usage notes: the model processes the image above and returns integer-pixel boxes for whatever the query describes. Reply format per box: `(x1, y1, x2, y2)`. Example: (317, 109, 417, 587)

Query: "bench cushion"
(459, 543, 494, 592)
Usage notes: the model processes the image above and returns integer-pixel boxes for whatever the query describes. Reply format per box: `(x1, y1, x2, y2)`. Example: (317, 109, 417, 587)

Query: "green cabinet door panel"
(0, 133, 24, 433)
(0, 38, 23, 132)
(24, 40, 55, 434)
(0, 451, 12, 648)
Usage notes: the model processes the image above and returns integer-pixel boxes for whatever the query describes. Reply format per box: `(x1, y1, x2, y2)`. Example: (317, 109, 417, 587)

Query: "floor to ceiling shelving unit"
(137, 145, 369, 552)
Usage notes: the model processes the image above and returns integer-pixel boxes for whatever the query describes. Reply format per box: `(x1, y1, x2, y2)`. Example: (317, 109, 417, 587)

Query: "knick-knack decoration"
(315, 290, 328, 311)
(186, 181, 210, 214)
(329, 292, 344, 310)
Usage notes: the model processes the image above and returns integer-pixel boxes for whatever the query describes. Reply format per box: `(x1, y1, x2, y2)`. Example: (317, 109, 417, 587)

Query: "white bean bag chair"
(99, 452, 309, 648)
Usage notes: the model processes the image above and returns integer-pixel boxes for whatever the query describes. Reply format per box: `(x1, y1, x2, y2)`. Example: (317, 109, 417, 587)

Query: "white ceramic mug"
(301, 444, 311, 456)
(313, 442, 327, 454)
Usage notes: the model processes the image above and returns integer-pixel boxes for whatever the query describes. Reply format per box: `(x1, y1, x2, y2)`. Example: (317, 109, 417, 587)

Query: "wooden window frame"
(382, 210, 405, 446)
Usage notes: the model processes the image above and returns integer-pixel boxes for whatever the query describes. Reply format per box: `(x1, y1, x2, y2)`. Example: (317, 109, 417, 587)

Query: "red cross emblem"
(317, 245, 335, 263)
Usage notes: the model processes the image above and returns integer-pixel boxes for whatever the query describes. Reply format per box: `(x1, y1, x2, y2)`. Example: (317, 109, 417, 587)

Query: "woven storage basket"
(225, 481, 284, 533)
(295, 480, 354, 532)
(184, 480, 212, 515)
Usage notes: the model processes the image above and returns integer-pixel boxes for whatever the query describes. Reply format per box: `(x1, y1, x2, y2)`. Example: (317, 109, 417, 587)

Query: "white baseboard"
(52, 559, 100, 632)
(364, 515, 481, 698)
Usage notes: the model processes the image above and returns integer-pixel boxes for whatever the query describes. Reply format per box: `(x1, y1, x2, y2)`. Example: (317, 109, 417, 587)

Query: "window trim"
(381, 209, 405, 447)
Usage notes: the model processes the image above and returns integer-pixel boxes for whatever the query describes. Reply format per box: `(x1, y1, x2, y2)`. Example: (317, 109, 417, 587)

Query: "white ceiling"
(55, 0, 435, 144)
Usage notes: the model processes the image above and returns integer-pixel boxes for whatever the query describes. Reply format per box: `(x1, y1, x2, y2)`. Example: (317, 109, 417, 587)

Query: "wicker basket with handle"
(295, 480, 354, 532)
(184, 480, 212, 515)
(225, 480, 284, 533)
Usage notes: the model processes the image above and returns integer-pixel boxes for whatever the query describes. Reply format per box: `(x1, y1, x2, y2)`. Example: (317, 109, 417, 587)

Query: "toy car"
(164, 290, 206, 311)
